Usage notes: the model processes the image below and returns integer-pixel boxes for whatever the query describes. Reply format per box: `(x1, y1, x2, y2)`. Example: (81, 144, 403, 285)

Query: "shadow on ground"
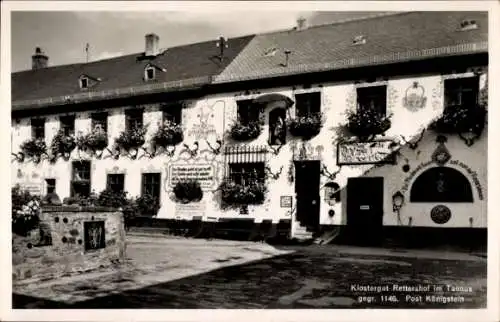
(13, 250, 487, 309)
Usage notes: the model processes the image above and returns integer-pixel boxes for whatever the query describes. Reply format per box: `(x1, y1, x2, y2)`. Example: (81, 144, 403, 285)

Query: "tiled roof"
(12, 35, 255, 110)
(214, 11, 488, 83)
(12, 12, 488, 110)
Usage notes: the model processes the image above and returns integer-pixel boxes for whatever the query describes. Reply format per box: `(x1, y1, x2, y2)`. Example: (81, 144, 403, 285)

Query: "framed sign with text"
(280, 196, 293, 208)
(337, 140, 396, 165)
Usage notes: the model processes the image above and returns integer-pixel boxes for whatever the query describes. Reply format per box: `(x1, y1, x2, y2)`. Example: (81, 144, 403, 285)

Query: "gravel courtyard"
(13, 235, 487, 309)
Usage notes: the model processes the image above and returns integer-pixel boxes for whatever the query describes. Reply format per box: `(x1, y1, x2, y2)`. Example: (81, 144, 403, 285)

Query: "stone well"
(12, 206, 126, 283)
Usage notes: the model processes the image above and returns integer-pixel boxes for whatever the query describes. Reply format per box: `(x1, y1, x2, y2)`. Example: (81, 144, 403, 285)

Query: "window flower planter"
(20, 138, 47, 163)
(345, 109, 392, 141)
(135, 194, 160, 217)
(77, 127, 109, 157)
(115, 126, 147, 153)
(153, 120, 184, 149)
(219, 179, 267, 209)
(173, 180, 203, 203)
(431, 104, 487, 136)
(229, 121, 262, 141)
(50, 130, 76, 161)
(288, 113, 323, 139)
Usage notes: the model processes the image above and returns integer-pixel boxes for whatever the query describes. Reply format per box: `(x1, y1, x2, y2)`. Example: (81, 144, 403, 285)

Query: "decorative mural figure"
(84, 221, 106, 250)
(268, 108, 286, 146)
(431, 79, 444, 111)
(189, 101, 218, 141)
(403, 81, 427, 111)
(432, 135, 451, 165)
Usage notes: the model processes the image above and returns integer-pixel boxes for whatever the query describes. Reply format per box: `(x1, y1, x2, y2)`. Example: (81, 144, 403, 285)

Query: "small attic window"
(459, 19, 478, 31)
(145, 66, 155, 81)
(352, 35, 366, 46)
(80, 77, 89, 89)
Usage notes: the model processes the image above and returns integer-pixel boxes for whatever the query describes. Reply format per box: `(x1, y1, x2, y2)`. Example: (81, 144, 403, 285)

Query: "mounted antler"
(105, 146, 120, 160)
(139, 146, 155, 159)
(265, 166, 283, 180)
(205, 138, 222, 155)
(458, 132, 479, 147)
(165, 145, 176, 157)
(400, 128, 425, 150)
(11, 152, 25, 163)
(182, 141, 199, 158)
(267, 142, 284, 155)
(320, 165, 342, 181)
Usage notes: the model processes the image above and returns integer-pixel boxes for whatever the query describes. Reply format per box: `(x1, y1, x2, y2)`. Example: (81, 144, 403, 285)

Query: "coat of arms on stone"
(403, 81, 427, 112)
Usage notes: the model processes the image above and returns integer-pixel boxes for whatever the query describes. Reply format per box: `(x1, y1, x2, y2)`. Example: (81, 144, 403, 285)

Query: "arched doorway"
(269, 108, 287, 145)
(410, 167, 474, 202)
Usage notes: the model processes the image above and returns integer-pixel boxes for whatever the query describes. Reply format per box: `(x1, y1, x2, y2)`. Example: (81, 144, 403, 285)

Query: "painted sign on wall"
(19, 182, 43, 196)
(168, 164, 215, 189)
(337, 141, 396, 165)
(280, 196, 293, 208)
(175, 202, 206, 218)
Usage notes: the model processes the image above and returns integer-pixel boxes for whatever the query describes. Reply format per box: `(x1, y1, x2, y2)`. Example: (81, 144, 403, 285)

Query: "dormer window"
(145, 66, 155, 81)
(79, 74, 100, 90)
(352, 35, 366, 46)
(459, 19, 478, 31)
(80, 77, 89, 89)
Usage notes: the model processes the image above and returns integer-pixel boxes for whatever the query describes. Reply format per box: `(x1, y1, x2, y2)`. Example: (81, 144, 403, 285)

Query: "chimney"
(145, 33, 160, 57)
(296, 17, 307, 31)
(32, 47, 48, 70)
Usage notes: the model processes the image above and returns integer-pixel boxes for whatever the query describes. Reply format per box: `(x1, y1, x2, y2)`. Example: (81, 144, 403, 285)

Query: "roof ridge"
(255, 11, 412, 37)
(13, 34, 256, 74)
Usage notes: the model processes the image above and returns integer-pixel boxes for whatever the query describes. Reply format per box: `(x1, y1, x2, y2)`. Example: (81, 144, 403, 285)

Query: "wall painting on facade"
(337, 140, 396, 165)
(168, 164, 216, 190)
(403, 81, 427, 112)
(84, 221, 106, 251)
(400, 159, 483, 201)
(175, 201, 206, 218)
(188, 102, 218, 141)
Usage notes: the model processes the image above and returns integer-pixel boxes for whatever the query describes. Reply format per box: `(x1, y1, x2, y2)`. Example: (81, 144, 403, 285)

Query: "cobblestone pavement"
(13, 236, 487, 309)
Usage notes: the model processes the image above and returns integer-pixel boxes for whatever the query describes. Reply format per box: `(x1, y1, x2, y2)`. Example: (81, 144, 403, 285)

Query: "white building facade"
(11, 12, 488, 242)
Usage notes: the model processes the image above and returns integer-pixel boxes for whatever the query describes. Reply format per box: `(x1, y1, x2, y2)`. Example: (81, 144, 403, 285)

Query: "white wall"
(11, 68, 488, 228)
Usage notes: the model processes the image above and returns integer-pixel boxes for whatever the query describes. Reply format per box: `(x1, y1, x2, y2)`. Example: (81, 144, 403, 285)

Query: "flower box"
(50, 130, 76, 160)
(20, 138, 47, 162)
(153, 120, 184, 148)
(346, 109, 392, 141)
(115, 126, 147, 151)
(173, 180, 203, 203)
(219, 180, 267, 208)
(229, 121, 262, 141)
(288, 113, 323, 139)
(431, 104, 487, 135)
(77, 127, 109, 154)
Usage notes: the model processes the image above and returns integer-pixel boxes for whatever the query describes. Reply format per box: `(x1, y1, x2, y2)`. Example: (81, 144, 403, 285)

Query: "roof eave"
(12, 76, 212, 110)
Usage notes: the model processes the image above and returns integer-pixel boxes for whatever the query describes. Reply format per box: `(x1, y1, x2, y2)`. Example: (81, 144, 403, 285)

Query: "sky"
(11, 11, 387, 72)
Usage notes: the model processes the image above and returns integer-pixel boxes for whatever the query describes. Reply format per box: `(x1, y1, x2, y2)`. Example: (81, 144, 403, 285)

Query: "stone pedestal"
(13, 206, 126, 283)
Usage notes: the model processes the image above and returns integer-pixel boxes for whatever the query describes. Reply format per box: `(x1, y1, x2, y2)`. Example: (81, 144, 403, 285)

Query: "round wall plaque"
(430, 205, 451, 224)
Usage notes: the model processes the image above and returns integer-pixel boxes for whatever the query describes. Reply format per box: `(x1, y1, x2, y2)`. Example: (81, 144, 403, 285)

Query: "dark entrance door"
(346, 177, 384, 242)
(295, 160, 320, 228)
